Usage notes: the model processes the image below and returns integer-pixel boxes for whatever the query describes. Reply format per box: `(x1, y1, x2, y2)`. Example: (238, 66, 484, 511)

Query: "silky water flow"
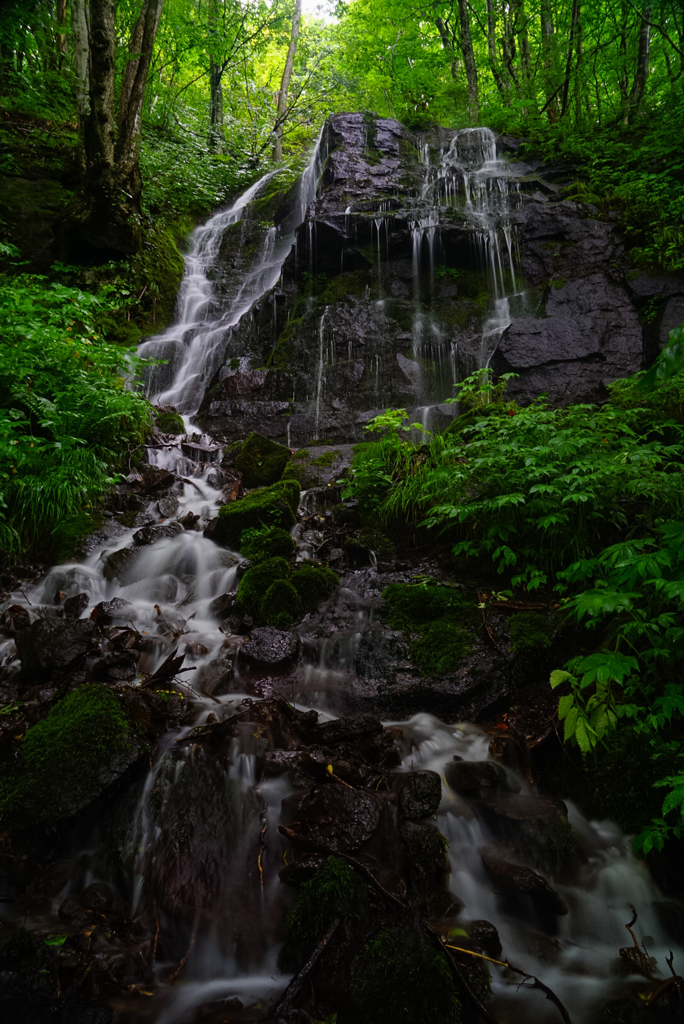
(0, 128, 681, 1024)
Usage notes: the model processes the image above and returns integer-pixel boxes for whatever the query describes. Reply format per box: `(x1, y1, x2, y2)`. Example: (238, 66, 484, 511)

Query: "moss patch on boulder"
(261, 579, 302, 628)
(240, 526, 295, 562)
(382, 581, 476, 676)
(155, 408, 186, 435)
(211, 479, 300, 549)
(0, 684, 143, 827)
(235, 557, 291, 619)
(291, 564, 339, 613)
(234, 432, 292, 488)
(508, 611, 554, 655)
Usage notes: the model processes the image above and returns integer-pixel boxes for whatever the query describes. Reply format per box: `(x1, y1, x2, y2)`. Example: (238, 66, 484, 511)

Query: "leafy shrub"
(0, 273, 153, 558)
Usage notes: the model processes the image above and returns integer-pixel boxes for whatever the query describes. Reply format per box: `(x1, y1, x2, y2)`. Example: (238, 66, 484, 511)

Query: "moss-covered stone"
(261, 579, 302, 628)
(0, 684, 142, 827)
(508, 611, 554, 655)
(235, 557, 291, 619)
(351, 925, 459, 1024)
(155, 409, 186, 435)
(234, 432, 292, 488)
(212, 479, 300, 549)
(239, 525, 295, 562)
(280, 856, 370, 971)
(291, 564, 340, 612)
(382, 581, 476, 676)
(359, 526, 396, 560)
(409, 620, 471, 676)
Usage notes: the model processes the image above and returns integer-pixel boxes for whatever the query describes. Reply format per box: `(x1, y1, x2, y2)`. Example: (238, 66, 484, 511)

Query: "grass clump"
(0, 685, 140, 826)
(234, 432, 292, 488)
(351, 925, 459, 1024)
(508, 612, 554, 656)
(212, 479, 300, 549)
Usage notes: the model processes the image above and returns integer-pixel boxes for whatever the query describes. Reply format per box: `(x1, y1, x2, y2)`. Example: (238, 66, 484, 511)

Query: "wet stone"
(291, 783, 381, 852)
(64, 593, 89, 619)
(157, 494, 180, 518)
(58, 896, 91, 928)
(15, 618, 99, 681)
(92, 598, 133, 625)
(314, 712, 383, 747)
(133, 520, 183, 545)
(480, 850, 568, 918)
(279, 853, 327, 888)
(0, 604, 30, 634)
(80, 882, 114, 914)
(444, 759, 517, 795)
(468, 919, 502, 959)
(393, 769, 442, 820)
(240, 626, 300, 669)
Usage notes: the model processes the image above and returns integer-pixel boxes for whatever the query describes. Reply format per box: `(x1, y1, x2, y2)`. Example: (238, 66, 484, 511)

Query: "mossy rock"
(261, 579, 302, 628)
(508, 611, 554, 655)
(0, 684, 143, 828)
(291, 564, 340, 613)
(409, 620, 471, 676)
(351, 924, 459, 1024)
(235, 557, 291, 620)
(212, 479, 300, 549)
(104, 320, 143, 346)
(359, 526, 395, 561)
(280, 856, 370, 971)
(382, 581, 475, 676)
(239, 526, 295, 562)
(234, 432, 292, 488)
(155, 409, 186, 435)
(130, 226, 185, 331)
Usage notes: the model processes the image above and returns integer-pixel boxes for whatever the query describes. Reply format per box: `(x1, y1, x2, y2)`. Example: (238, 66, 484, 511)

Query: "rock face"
(180, 113, 683, 442)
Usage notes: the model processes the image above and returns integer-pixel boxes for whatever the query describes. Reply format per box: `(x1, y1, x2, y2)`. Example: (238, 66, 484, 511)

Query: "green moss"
(281, 856, 370, 970)
(155, 409, 185, 435)
(234, 432, 292, 488)
(212, 479, 300, 549)
(291, 564, 340, 612)
(235, 557, 291, 619)
(318, 269, 368, 305)
(260, 579, 302, 628)
(508, 611, 554, 655)
(129, 226, 185, 332)
(49, 511, 105, 563)
(382, 581, 475, 676)
(293, 448, 310, 460)
(351, 925, 459, 1024)
(409, 620, 471, 676)
(280, 460, 316, 488)
(239, 525, 295, 562)
(312, 450, 342, 467)
(359, 526, 395, 560)
(0, 685, 140, 826)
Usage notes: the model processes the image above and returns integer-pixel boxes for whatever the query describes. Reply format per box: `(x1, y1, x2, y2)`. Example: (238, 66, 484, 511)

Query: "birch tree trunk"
(626, 5, 652, 121)
(457, 0, 479, 122)
(273, 0, 302, 162)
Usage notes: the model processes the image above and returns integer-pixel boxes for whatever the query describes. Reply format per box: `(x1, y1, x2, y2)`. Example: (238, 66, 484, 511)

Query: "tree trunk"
(435, 16, 458, 81)
(82, 0, 116, 199)
(115, 0, 165, 202)
(560, 0, 581, 116)
(208, 0, 224, 149)
(118, 5, 146, 133)
(273, 0, 302, 162)
(626, 5, 652, 120)
(456, 0, 479, 121)
(541, 0, 558, 121)
(56, 0, 68, 65)
(71, 0, 90, 124)
(485, 0, 508, 98)
(502, 6, 520, 92)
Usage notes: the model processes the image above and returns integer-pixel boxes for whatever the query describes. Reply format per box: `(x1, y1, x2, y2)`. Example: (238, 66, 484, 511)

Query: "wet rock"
(479, 795, 574, 871)
(468, 919, 502, 959)
(279, 853, 327, 888)
(0, 927, 59, 998)
(101, 546, 143, 584)
(133, 520, 183, 545)
(92, 598, 134, 625)
(0, 604, 30, 634)
(392, 770, 442, 819)
(209, 592, 237, 620)
(64, 593, 89, 618)
(138, 465, 176, 493)
(15, 617, 98, 681)
(234, 431, 292, 487)
(90, 650, 139, 682)
(291, 783, 381, 852)
(314, 712, 383, 747)
(240, 626, 300, 669)
(480, 850, 568, 919)
(444, 759, 518, 795)
(158, 494, 180, 518)
(400, 821, 449, 896)
(420, 888, 464, 921)
(80, 882, 114, 914)
(58, 895, 92, 928)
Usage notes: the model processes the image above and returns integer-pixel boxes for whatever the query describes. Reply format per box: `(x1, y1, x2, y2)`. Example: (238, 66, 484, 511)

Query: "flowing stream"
(1, 128, 682, 1024)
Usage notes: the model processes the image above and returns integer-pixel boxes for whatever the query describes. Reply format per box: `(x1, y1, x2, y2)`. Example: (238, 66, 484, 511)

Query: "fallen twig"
(169, 928, 196, 982)
(264, 917, 340, 1020)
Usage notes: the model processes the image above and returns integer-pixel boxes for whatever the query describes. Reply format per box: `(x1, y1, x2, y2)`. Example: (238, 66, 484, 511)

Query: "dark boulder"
(92, 598, 134, 625)
(133, 521, 183, 545)
(444, 759, 517, 796)
(479, 794, 574, 872)
(64, 593, 89, 618)
(400, 821, 449, 897)
(480, 850, 568, 919)
(290, 783, 381, 853)
(58, 896, 92, 928)
(314, 712, 383, 747)
(392, 770, 442, 820)
(15, 618, 98, 681)
(0, 604, 30, 634)
(240, 626, 300, 669)
(80, 882, 114, 914)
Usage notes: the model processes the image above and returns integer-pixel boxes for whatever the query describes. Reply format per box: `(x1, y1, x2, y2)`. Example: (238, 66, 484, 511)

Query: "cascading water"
(1, 120, 682, 1024)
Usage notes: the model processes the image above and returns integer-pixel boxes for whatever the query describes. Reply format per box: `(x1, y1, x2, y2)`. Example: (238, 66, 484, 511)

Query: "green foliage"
(291, 564, 340, 612)
(234, 431, 292, 488)
(448, 367, 518, 411)
(351, 925, 459, 1024)
(213, 479, 300, 549)
(0, 272, 152, 558)
(0, 684, 139, 826)
(509, 612, 554, 655)
(239, 525, 295, 562)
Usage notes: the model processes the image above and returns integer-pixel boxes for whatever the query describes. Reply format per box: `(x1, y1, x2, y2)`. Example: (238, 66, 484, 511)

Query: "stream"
(1, 128, 682, 1024)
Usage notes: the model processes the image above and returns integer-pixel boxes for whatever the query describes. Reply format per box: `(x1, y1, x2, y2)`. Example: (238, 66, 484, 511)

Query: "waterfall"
(139, 129, 326, 416)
